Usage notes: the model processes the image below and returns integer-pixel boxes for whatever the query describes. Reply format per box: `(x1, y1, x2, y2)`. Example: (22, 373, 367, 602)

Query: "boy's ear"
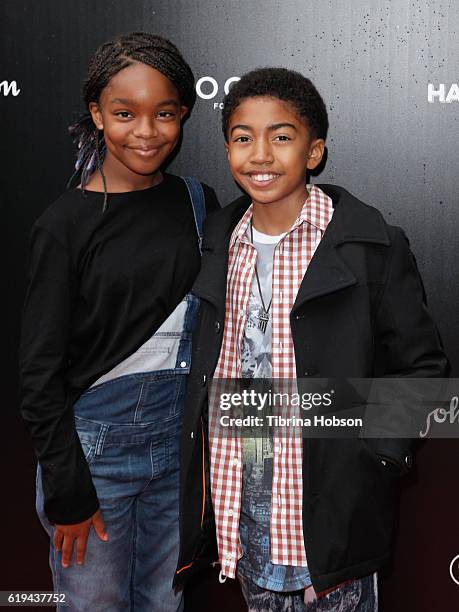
(306, 139, 325, 171)
(180, 105, 189, 120)
(224, 141, 230, 159)
(89, 102, 103, 130)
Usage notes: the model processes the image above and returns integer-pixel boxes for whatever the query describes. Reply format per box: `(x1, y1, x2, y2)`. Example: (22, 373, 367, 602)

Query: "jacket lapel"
(292, 184, 390, 311)
(292, 238, 357, 311)
(192, 185, 391, 315)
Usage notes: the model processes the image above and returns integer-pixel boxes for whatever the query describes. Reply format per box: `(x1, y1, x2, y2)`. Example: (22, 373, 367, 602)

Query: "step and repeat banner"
(3, 1, 459, 610)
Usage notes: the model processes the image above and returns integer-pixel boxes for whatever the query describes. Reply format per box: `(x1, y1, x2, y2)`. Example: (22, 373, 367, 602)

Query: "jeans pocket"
(79, 440, 96, 465)
(137, 375, 186, 424)
(75, 417, 105, 466)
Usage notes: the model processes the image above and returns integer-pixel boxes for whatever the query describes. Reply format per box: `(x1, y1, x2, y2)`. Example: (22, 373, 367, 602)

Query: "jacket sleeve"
(202, 183, 221, 214)
(366, 226, 450, 472)
(19, 224, 99, 524)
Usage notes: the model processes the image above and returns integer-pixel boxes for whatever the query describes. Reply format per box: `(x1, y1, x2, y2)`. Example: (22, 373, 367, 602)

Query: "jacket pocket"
(307, 438, 397, 574)
(359, 438, 403, 478)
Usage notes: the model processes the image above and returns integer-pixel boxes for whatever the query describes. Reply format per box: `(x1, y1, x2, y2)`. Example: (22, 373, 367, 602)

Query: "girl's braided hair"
(68, 32, 195, 210)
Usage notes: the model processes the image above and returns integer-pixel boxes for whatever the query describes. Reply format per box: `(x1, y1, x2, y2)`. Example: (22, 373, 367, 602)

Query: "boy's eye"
(157, 110, 176, 118)
(233, 135, 251, 143)
(273, 134, 291, 141)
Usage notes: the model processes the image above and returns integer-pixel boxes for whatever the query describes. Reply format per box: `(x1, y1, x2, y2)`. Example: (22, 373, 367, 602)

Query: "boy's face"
(225, 96, 324, 209)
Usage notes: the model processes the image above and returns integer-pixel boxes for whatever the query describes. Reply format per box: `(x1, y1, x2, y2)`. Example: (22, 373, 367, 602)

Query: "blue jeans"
(36, 371, 186, 611)
(238, 572, 378, 611)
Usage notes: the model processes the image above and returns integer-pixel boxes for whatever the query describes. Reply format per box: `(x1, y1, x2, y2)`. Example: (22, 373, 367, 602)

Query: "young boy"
(174, 68, 448, 610)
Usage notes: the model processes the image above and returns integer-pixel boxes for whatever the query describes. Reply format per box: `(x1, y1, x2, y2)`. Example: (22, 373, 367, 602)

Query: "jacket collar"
(318, 184, 390, 247)
(193, 184, 390, 312)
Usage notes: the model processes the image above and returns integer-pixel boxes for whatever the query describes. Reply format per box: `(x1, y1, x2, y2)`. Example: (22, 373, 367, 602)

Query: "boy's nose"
(249, 140, 274, 164)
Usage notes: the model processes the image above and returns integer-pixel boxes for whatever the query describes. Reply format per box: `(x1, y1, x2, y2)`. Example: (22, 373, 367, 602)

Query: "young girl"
(20, 32, 219, 611)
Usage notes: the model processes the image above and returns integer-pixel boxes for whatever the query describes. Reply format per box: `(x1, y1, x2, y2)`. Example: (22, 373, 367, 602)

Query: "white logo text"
(427, 83, 459, 103)
(0, 80, 20, 96)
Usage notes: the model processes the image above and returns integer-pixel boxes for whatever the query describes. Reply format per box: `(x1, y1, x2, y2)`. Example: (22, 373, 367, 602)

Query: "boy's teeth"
(252, 173, 277, 181)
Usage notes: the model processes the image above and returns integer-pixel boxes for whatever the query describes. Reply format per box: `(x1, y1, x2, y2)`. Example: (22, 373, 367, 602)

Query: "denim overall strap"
(172, 293, 200, 373)
(182, 176, 205, 254)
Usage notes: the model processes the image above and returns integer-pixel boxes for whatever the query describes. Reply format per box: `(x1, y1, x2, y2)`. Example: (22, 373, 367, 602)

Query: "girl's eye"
(234, 135, 251, 143)
(157, 111, 175, 118)
(115, 111, 132, 119)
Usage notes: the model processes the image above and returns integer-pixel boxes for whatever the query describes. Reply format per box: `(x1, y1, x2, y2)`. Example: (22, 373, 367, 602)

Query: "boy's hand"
(53, 509, 108, 567)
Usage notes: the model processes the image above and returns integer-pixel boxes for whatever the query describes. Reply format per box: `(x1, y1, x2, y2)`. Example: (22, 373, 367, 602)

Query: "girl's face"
(89, 62, 187, 186)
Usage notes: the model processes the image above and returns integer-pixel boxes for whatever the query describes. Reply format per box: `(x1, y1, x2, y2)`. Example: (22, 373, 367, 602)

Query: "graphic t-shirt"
(238, 225, 311, 592)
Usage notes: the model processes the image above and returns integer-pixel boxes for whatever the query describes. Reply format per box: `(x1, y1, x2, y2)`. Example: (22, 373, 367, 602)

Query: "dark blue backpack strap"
(182, 176, 206, 254)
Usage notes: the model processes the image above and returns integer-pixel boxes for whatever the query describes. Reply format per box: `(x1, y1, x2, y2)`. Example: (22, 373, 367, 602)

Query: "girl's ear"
(89, 102, 104, 130)
(180, 106, 189, 120)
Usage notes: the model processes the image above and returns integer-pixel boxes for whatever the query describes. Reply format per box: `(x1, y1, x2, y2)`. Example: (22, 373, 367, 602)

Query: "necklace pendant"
(257, 308, 270, 333)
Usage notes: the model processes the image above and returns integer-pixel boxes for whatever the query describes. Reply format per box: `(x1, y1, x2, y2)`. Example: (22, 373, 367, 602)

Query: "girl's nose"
(133, 117, 159, 139)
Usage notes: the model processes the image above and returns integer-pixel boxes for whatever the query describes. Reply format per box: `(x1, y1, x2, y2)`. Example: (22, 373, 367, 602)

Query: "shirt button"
(180, 361, 187, 368)
(202, 374, 207, 386)
(275, 445, 282, 454)
(232, 457, 240, 467)
(277, 495, 282, 507)
(227, 509, 234, 517)
(215, 321, 221, 333)
(190, 431, 194, 439)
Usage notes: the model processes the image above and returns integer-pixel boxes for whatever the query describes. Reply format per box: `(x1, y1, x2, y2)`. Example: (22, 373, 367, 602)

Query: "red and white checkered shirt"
(210, 185, 333, 579)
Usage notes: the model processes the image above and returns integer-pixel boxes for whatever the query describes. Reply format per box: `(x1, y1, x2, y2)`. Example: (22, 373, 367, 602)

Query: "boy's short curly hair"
(222, 67, 328, 142)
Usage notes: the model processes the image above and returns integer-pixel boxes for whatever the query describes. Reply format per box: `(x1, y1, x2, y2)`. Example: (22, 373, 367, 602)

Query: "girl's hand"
(53, 509, 108, 567)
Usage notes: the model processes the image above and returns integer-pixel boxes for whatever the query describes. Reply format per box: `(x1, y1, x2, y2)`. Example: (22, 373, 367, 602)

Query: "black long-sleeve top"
(20, 174, 219, 524)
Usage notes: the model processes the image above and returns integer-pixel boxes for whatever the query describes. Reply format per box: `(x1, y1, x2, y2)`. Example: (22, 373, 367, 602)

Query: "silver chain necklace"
(250, 220, 272, 334)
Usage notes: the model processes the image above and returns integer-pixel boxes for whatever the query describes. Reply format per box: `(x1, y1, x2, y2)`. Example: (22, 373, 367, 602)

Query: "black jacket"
(175, 184, 449, 592)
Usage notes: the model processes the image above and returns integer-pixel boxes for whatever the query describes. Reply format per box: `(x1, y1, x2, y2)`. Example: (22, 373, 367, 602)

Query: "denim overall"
(36, 177, 205, 612)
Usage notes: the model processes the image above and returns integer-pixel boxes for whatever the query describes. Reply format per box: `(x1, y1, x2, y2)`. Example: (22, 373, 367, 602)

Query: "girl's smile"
(125, 144, 163, 158)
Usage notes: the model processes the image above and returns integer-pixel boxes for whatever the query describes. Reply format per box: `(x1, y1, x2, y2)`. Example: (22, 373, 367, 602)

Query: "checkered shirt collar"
(229, 184, 331, 249)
